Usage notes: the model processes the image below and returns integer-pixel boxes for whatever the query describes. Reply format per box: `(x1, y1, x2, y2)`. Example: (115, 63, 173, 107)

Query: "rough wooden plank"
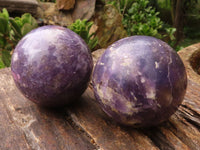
(0, 0, 38, 14)
(0, 68, 96, 150)
(0, 99, 30, 150)
(66, 78, 200, 150)
(0, 46, 200, 150)
(65, 48, 200, 150)
(178, 43, 200, 84)
(68, 90, 159, 150)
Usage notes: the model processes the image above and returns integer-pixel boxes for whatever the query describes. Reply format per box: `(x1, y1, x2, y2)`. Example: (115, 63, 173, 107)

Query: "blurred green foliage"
(69, 19, 98, 51)
(106, 0, 176, 45)
(0, 8, 38, 69)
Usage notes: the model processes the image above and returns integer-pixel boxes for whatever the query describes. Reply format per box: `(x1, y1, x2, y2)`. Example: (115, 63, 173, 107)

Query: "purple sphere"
(92, 36, 187, 127)
(11, 25, 93, 107)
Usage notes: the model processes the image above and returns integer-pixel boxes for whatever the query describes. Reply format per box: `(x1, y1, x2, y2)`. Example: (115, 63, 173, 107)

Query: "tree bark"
(173, 0, 184, 45)
(170, 0, 176, 25)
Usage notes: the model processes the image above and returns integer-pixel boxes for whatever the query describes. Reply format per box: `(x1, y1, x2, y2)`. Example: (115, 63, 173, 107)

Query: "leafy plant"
(106, 0, 176, 45)
(69, 19, 98, 50)
(9, 13, 38, 45)
(0, 8, 38, 69)
(0, 8, 11, 51)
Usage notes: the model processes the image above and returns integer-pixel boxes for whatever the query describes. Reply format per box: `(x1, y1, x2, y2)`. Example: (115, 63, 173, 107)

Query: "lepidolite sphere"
(11, 25, 93, 107)
(92, 36, 187, 127)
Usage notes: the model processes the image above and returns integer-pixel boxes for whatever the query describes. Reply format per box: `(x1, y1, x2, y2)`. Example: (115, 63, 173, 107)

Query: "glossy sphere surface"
(92, 36, 187, 127)
(11, 25, 93, 107)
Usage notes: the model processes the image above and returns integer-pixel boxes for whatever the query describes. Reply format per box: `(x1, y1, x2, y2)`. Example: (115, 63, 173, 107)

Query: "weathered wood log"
(178, 43, 200, 83)
(0, 0, 38, 14)
(0, 68, 96, 150)
(0, 46, 200, 149)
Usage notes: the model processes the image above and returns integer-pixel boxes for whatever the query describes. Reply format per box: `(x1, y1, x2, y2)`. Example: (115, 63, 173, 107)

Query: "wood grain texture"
(0, 0, 38, 14)
(0, 48, 200, 149)
(0, 68, 96, 150)
(178, 43, 200, 84)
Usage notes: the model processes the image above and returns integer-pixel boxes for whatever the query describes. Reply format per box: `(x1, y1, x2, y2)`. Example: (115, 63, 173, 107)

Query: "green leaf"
(9, 18, 22, 37)
(1, 49, 11, 67)
(69, 19, 98, 50)
(9, 29, 20, 45)
(2, 8, 9, 21)
(14, 17, 23, 28)
(80, 30, 89, 42)
(0, 17, 9, 34)
(89, 37, 98, 50)
(21, 13, 32, 25)
(128, 7, 134, 14)
(30, 17, 38, 28)
(165, 27, 176, 41)
(0, 55, 6, 69)
(87, 21, 93, 31)
(88, 32, 96, 40)
(21, 23, 33, 36)
(0, 35, 6, 48)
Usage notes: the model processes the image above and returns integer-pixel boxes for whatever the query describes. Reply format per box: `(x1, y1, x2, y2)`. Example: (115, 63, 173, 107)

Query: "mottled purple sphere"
(92, 36, 187, 127)
(11, 25, 93, 107)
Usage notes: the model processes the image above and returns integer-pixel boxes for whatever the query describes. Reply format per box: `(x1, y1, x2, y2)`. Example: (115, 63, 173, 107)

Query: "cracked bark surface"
(0, 47, 200, 150)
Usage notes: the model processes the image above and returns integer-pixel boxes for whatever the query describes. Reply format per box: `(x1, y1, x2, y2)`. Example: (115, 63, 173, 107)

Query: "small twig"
(123, 0, 128, 15)
(117, 0, 121, 13)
